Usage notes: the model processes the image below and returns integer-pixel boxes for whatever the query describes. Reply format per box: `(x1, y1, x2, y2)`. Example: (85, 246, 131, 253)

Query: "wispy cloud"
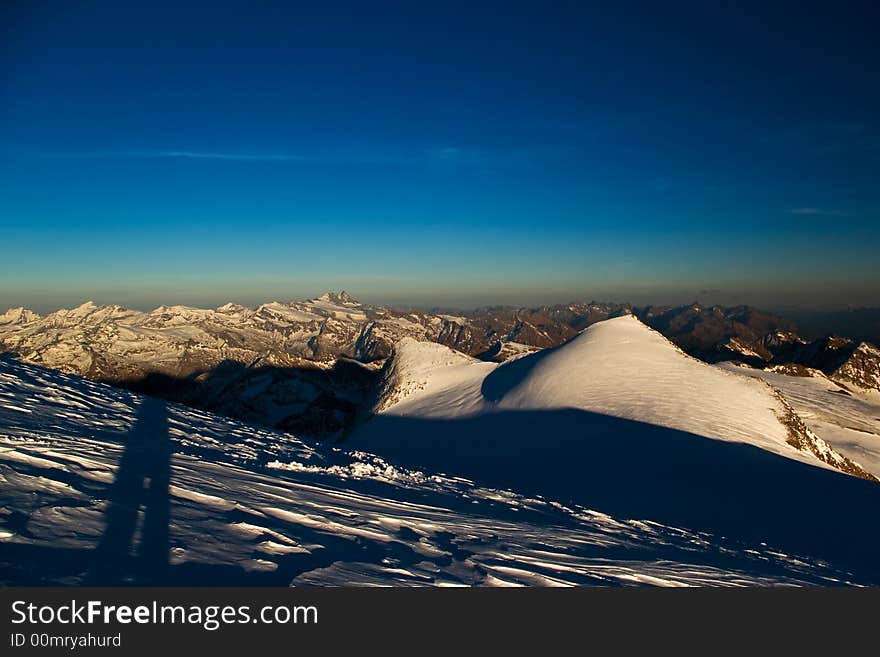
(27, 149, 421, 166)
(33, 150, 310, 162)
(787, 207, 845, 216)
(144, 150, 308, 161)
(23, 146, 549, 170)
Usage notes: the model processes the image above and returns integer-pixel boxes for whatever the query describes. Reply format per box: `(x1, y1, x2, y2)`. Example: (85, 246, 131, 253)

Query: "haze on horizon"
(2, 2, 878, 313)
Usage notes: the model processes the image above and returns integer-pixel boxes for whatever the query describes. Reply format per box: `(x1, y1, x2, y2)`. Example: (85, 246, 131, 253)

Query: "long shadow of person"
(86, 396, 170, 585)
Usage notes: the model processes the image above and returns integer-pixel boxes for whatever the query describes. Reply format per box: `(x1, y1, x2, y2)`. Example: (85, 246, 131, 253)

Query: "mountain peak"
(70, 300, 98, 314)
(216, 302, 251, 314)
(317, 291, 359, 305)
(0, 307, 41, 324)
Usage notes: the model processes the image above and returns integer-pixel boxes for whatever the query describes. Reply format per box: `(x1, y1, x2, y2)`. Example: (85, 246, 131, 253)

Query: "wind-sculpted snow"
(353, 317, 880, 579)
(371, 316, 858, 470)
(1, 356, 875, 586)
(5, 296, 878, 446)
(717, 362, 880, 477)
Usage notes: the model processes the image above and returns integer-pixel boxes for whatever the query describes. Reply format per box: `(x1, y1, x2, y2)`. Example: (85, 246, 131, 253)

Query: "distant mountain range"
(637, 304, 880, 394)
(776, 307, 880, 346)
(1, 293, 878, 440)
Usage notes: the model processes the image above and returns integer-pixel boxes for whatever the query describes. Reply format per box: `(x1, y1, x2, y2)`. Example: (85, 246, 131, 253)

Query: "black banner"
(1, 587, 877, 654)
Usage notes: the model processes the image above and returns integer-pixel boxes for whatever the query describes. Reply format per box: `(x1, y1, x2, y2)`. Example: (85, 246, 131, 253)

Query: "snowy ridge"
(372, 315, 868, 477)
(6, 296, 877, 445)
(5, 357, 874, 585)
(718, 361, 880, 478)
(375, 338, 491, 413)
(349, 318, 880, 583)
(0, 293, 489, 381)
(720, 336, 764, 360)
(833, 342, 880, 393)
(0, 307, 41, 325)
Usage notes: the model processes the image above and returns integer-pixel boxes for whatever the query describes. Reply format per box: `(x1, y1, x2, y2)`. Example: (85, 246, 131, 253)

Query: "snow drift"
(369, 316, 866, 474)
(353, 316, 879, 575)
(7, 356, 877, 585)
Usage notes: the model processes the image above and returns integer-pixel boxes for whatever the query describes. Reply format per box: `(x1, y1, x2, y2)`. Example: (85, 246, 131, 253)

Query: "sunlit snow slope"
(717, 361, 880, 478)
(2, 355, 878, 585)
(371, 316, 855, 467)
(353, 316, 880, 578)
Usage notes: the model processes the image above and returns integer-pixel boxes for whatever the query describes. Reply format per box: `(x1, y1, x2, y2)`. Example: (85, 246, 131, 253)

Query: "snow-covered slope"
(718, 361, 880, 477)
(6, 357, 877, 585)
(368, 316, 868, 476)
(374, 338, 494, 414)
(352, 317, 880, 578)
(0, 294, 496, 438)
(832, 341, 880, 394)
(0, 293, 494, 381)
(6, 295, 875, 445)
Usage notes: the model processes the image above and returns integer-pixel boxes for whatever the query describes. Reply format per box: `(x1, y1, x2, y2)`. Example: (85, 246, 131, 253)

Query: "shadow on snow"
(353, 408, 880, 581)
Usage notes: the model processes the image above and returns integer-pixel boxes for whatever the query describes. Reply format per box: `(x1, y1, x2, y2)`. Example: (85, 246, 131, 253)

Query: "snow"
(835, 342, 880, 393)
(0, 296, 483, 389)
(438, 314, 469, 324)
(306, 299, 367, 321)
(2, 355, 877, 585)
(371, 316, 817, 466)
(0, 307, 41, 325)
(215, 302, 251, 315)
(723, 337, 763, 359)
(0, 295, 377, 381)
(498, 341, 540, 358)
(374, 338, 493, 414)
(316, 292, 360, 307)
(255, 302, 323, 323)
(351, 317, 880, 581)
(717, 362, 880, 477)
(69, 300, 97, 315)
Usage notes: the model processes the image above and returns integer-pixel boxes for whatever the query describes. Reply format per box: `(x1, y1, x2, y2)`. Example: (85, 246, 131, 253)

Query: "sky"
(1, 1, 879, 312)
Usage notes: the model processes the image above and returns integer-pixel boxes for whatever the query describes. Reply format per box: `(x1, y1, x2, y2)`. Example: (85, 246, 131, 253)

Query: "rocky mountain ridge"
(2, 295, 878, 439)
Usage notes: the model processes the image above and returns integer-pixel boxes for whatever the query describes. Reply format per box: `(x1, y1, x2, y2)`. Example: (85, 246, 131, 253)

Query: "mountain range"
(2, 308, 879, 585)
(1, 293, 877, 441)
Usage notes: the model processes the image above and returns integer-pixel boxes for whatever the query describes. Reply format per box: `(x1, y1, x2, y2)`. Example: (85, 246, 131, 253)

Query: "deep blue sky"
(2, 1, 878, 312)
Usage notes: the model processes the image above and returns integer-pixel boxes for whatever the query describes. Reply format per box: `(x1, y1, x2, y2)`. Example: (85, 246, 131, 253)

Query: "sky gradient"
(2, 1, 879, 312)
